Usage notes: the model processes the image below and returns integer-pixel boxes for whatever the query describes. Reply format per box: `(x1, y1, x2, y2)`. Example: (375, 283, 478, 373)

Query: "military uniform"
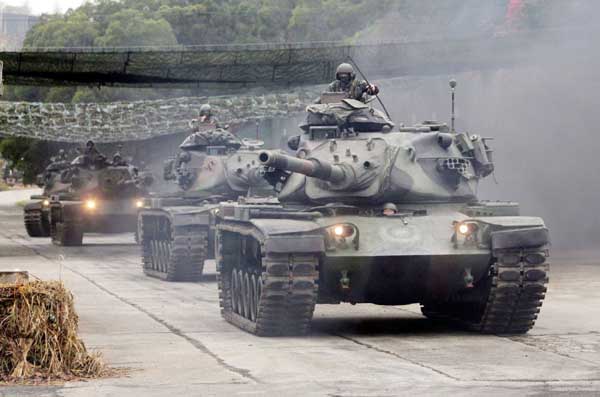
(328, 79, 372, 102)
(190, 104, 221, 131)
(325, 63, 379, 103)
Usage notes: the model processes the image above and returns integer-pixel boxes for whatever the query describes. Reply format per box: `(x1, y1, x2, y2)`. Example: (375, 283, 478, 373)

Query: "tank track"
(24, 209, 50, 237)
(422, 248, 549, 334)
(217, 230, 319, 336)
(141, 215, 208, 282)
(52, 220, 84, 246)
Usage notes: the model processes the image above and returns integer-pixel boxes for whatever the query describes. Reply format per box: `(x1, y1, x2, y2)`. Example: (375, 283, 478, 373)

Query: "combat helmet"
(199, 104, 212, 117)
(335, 63, 355, 81)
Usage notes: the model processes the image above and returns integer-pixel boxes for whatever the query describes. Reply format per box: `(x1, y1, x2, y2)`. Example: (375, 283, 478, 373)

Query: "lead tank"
(138, 128, 274, 282)
(215, 88, 550, 336)
(23, 152, 72, 237)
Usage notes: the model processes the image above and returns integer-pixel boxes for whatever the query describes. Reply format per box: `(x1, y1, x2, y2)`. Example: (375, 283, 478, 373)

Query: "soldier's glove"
(367, 84, 379, 96)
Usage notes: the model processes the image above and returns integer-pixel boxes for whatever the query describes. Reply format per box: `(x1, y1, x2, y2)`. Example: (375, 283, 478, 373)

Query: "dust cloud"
(367, 1, 600, 250)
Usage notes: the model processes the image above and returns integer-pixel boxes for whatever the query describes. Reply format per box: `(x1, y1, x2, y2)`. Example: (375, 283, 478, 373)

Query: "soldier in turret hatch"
(84, 140, 100, 160)
(328, 63, 380, 102)
(112, 153, 127, 166)
(83, 140, 107, 168)
(189, 104, 220, 132)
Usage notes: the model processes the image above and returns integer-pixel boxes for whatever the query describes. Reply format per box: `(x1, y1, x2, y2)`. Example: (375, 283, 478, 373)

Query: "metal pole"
(346, 56, 393, 121)
(449, 79, 457, 133)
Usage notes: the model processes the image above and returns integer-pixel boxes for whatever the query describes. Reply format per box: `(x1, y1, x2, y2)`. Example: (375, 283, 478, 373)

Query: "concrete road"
(1, 190, 600, 396)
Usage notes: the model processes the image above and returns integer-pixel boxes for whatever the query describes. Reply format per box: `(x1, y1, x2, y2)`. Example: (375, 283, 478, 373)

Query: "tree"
(94, 10, 178, 47)
(0, 138, 64, 184)
(24, 11, 100, 48)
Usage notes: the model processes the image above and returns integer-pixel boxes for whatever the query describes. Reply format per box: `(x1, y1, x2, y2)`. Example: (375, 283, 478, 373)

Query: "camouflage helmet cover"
(199, 103, 212, 116)
(335, 63, 355, 80)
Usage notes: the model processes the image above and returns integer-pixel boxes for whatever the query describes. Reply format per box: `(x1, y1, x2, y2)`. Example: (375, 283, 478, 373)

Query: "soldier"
(83, 140, 107, 168)
(57, 149, 67, 161)
(328, 63, 379, 102)
(84, 141, 100, 160)
(112, 153, 127, 166)
(382, 202, 398, 216)
(189, 104, 219, 132)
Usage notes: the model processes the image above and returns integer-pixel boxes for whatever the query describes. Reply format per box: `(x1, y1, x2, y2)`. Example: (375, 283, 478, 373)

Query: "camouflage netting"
(0, 89, 320, 143)
(0, 281, 109, 382)
(0, 28, 590, 89)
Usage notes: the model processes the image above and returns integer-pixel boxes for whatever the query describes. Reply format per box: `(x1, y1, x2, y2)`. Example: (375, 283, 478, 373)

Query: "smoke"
(365, 1, 600, 250)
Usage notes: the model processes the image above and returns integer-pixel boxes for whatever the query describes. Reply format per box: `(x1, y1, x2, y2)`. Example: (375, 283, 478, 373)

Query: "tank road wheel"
(421, 248, 549, 335)
(217, 229, 319, 336)
(140, 214, 208, 282)
(53, 220, 84, 246)
(24, 209, 49, 237)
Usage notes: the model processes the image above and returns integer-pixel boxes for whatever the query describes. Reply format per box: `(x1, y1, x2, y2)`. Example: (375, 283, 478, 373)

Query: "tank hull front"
(52, 199, 140, 234)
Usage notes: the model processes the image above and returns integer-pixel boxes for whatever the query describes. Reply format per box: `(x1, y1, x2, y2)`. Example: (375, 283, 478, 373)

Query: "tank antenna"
(449, 79, 457, 133)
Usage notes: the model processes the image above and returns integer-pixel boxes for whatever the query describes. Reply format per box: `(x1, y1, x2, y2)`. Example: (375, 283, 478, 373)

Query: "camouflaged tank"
(138, 128, 274, 282)
(215, 90, 550, 337)
(49, 147, 152, 246)
(23, 152, 72, 237)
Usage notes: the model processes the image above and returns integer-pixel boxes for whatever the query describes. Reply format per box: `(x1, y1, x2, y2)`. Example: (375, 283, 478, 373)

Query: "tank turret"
(165, 130, 271, 197)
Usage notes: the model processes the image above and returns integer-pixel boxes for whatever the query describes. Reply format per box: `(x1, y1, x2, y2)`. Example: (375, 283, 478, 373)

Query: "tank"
(138, 128, 275, 282)
(23, 152, 72, 237)
(49, 145, 152, 246)
(214, 89, 550, 336)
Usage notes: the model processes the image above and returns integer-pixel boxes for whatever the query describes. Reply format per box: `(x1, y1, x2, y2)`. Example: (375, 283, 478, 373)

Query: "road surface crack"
(65, 265, 258, 384)
(335, 333, 460, 381)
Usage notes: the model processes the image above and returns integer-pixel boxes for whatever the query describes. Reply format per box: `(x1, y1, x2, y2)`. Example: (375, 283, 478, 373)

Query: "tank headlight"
(135, 199, 144, 208)
(333, 224, 354, 238)
(42, 199, 50, 207)
(326, 224, 359, 250)
(85, 199, 96, 210)
(458, 223, 471, 235)
(453, 221, 481, 248)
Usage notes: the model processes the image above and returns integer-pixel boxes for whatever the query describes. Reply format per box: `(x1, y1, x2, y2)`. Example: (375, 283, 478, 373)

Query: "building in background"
(0, 4, 38, 49)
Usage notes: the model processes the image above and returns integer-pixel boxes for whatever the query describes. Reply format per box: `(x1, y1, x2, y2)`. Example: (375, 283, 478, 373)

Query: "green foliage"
(94, 9, 177, 47)
(0, 138, 62, 185)
(24, 11, 100, 47)
(287, 0, 391, 42)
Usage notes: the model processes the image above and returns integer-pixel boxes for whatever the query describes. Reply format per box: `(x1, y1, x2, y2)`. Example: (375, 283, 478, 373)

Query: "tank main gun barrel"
(259, 151, 346, 184)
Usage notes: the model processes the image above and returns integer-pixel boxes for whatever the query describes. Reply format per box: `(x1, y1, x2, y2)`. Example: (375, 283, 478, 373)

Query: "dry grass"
(0, 280, 112, 383)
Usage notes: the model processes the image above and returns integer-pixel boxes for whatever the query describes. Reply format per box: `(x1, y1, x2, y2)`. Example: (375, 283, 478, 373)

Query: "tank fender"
(491, 227, 550, 250)
(249, 219, 325, 254)
(23, 201, 43, 211)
